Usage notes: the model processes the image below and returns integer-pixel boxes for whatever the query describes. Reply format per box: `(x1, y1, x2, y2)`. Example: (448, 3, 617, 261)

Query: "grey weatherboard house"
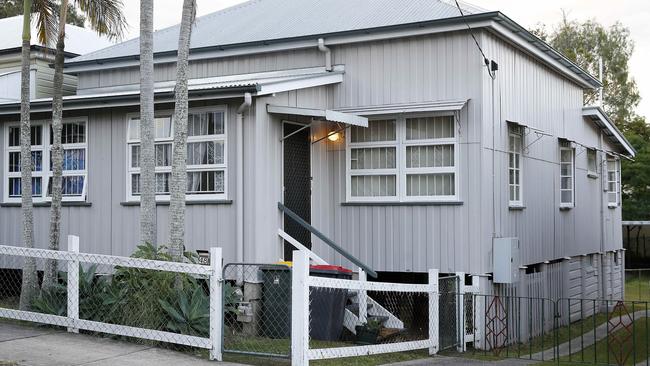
(0, 0, 634, 300)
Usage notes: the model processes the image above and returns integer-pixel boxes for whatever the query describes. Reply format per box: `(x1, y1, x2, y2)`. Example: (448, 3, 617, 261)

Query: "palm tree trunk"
(18, 0, 38, 311)
(42, 0, 69, 292)
(139, 0, 156, 246)
(169, 0, 196, 261)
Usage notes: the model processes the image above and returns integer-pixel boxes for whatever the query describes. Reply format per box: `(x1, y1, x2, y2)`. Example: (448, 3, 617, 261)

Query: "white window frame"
(345, 112, 459, 203)
(125, 106, 228, 202)
(559, 141, 575, 208)
(606, 154, 621, 208)
(508, 124, 524, 207)
(3, 118, 89, 203)
(586, 148, 598, 178)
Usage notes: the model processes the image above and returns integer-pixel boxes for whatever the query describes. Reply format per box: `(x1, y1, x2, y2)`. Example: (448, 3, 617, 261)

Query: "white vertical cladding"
(479, 30, 612, 270)
(308, 32, 485, 274)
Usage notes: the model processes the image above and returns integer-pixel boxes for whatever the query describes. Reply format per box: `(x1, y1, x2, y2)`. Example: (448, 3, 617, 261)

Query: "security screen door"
(283, 122, 312, 260)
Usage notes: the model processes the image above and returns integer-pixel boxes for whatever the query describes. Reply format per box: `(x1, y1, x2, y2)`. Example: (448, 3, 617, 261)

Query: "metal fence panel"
(438, 275, 460, 351)
(222, 263, 292, 358)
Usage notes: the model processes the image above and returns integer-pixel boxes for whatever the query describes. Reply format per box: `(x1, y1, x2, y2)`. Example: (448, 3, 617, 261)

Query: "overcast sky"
(119, 0, 650, 119)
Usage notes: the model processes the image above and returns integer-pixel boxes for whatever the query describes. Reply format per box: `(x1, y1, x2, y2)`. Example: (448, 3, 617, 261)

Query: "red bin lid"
(309, 264, 352, 273)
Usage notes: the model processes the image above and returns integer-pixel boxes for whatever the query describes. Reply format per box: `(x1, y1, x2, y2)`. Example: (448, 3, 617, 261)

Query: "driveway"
(0, 322, 241, 366)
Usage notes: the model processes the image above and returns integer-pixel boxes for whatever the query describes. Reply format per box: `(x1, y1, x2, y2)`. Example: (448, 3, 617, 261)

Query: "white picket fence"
(0, 236, 225, 361)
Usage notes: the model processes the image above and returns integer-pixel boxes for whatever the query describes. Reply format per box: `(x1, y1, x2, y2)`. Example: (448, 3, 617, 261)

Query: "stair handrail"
(278, 202, 378, 278)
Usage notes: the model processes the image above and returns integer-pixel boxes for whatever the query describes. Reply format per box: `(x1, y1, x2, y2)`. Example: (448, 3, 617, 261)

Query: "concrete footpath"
(0, 322, 242, 366)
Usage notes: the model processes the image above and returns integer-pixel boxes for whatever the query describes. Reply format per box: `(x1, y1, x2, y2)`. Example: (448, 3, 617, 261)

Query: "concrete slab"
(0, 323, 53, 342)
(0, 322, 242, 366)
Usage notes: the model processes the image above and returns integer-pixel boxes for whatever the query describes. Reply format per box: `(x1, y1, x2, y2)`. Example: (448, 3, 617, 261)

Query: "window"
(559, 140, 575, 208)
(606, 155, 620, 207)
(126, 107, 227, 201)
(347, 114, 457, 202)
(508, 124, 523, 206)
(4, 119, 88, 203)
(587, 148, 598, 176)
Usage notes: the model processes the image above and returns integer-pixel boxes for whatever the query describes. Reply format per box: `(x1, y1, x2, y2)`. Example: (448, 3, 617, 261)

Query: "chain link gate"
(438, 274, 461, 351)
(222, 263, 292, 358)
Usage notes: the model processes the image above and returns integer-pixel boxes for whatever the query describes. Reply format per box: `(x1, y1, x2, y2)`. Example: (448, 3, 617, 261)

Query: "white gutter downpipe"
(236, 93, 252, 264)
(317, 38, 332, 72)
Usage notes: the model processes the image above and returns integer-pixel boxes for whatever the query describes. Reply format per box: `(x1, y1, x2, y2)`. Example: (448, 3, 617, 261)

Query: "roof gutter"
(0, 85, 259, 115)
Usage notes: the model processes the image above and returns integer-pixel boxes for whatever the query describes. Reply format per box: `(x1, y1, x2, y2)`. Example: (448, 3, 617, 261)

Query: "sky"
(119, 0, 650, 119)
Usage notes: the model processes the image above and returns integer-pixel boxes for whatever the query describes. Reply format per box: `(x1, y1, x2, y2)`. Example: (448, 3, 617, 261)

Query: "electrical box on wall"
(493, 237, 520, 283)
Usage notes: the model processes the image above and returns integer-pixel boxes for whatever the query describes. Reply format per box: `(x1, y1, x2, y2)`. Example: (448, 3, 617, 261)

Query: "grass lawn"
(535, 319, 649, 365)
(440, 312, 611, 362)
(626, 273, 650, 302)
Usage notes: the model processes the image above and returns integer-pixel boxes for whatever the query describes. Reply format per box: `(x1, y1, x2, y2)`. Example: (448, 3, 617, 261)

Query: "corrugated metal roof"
(68, 0, 486, 63)
(582, 106, 636, 157)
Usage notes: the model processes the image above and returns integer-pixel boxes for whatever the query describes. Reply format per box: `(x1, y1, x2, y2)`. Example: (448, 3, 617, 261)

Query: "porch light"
(327, 131, 341, 142)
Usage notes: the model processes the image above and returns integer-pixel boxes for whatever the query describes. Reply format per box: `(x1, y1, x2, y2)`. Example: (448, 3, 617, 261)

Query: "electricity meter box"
(493, 237, 520, 283)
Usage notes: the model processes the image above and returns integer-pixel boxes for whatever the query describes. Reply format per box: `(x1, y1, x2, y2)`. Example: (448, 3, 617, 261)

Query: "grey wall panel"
(77, 48, 325, 94)
(478, 31, 623, 269)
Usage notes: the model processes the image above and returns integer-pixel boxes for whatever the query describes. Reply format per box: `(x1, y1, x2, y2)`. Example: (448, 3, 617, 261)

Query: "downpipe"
(236, 93, 252, 264)
(318, 38, 332, 72)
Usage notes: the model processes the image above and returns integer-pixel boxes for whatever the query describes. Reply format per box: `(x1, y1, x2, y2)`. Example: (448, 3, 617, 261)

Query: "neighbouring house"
(0, 14, 113, 102)
(0, 0, 634, 300)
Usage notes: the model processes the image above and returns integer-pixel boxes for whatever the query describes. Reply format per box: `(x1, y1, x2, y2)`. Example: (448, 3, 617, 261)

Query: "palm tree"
(139, 0, 156, 246)
(17, 0, 58, 310)
(168, 0, 197, 261)
(42, 0, 126, 291)
(18, 0, 38, 311)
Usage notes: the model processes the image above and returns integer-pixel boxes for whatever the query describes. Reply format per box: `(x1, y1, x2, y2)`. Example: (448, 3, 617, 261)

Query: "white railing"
(0, 236, 224, 361)
(290, 250, 440, 366)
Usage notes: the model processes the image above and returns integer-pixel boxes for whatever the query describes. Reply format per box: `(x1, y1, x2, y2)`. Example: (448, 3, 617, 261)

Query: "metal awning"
(0, 66, 345, 115)
(583, 106, 636, 157)
(267, 104, 368, 127)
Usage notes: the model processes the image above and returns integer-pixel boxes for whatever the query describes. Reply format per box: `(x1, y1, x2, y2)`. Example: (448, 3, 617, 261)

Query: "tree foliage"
(533, 14, 650, 221)
(0, 0, 86, 27)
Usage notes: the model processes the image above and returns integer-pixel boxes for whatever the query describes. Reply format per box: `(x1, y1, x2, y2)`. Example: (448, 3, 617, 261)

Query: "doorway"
(282, 122, 312, 260)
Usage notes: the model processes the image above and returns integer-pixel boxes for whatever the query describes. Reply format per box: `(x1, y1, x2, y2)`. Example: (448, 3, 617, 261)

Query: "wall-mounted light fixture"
(327, 131, 341, 142)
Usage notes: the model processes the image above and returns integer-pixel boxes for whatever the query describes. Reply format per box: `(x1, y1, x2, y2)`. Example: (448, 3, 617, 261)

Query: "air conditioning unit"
(493, 237, 520, 283)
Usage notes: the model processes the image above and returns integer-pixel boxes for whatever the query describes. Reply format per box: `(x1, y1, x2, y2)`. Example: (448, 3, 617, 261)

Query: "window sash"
(508, 126, 523, 205)
(126, 108, 228, 201)
(559, 146, 574, 207)
(4, 120, 88, 203)
(607, 156, 620, 206)
(347, 114, 458, 202)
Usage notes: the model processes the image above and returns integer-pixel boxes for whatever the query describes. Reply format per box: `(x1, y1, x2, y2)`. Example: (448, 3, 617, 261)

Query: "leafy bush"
(32, 243, 220, 339)
(158, 280, 209, 337)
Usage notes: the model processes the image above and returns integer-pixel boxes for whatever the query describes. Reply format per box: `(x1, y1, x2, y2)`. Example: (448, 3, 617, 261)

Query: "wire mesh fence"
(438, 275, 460, 351)
(222, 263, 292, 358)
(0, 242, 217, 355)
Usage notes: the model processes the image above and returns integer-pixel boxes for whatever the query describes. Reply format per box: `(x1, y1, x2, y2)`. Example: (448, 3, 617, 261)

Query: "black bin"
(260, 265, 292, 338)
(309, 265, 352, 341)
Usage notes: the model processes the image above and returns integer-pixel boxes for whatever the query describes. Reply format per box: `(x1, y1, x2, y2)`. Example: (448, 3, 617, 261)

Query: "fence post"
(292, 250, 309, 366)
(358, 268, 367, 324)
(455, 271, 466, 352)
(429, 269, 439, 355)
(209, 247, 223, 361)
(67, 235, 79, 333)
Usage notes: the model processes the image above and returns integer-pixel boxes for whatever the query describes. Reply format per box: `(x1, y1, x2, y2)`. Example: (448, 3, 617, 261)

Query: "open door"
(282, 122, 312, 260)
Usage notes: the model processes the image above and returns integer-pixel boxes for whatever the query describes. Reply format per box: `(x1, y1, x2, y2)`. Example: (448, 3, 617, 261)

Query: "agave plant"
(158, 284, 209, 337)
